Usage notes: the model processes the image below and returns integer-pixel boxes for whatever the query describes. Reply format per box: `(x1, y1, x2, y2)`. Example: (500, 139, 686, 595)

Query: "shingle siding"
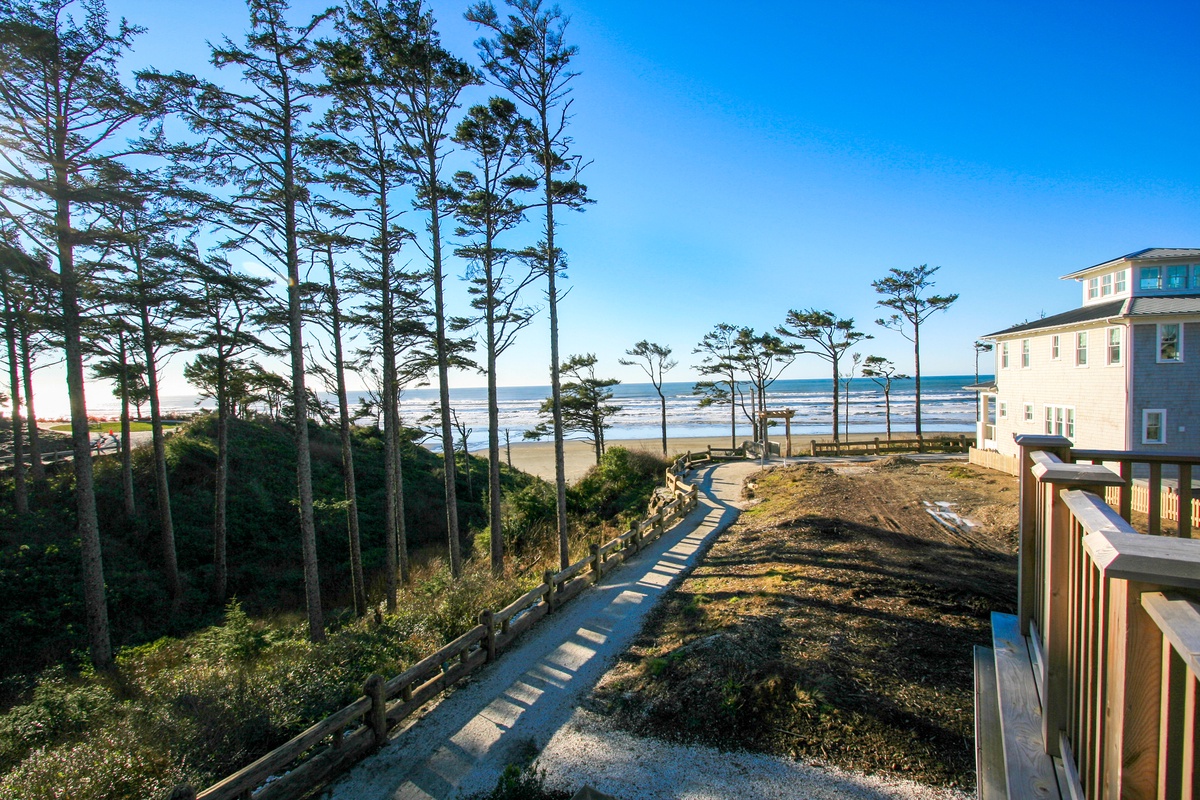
(1130, 322, 1200, 453)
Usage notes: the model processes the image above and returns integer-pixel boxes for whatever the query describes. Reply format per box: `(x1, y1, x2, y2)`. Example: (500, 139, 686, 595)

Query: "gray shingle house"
(976, 248, 1200, 457)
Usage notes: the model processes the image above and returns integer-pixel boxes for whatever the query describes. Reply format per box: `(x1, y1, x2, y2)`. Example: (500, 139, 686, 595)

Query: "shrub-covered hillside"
(0, 415, 537, 687)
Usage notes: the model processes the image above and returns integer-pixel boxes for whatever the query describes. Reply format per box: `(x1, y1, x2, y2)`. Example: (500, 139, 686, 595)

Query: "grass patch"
(49, 422, 180, 433)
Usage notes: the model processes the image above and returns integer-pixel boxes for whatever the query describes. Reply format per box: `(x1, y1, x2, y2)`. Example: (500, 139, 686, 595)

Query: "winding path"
(326, 461, 757, 800)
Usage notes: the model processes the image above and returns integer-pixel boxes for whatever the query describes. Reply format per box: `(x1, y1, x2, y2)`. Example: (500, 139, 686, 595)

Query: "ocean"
(105, 374, 987, 452)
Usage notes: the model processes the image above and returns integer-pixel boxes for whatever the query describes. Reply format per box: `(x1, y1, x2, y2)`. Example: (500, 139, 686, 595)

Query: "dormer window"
(1140, 267, 1162, 290)
(1166, 265, 1188, 290)
(1101, 274, 1112, 295)
(1087, 277, 1099, 299)
(1115, 270, 1127, 292)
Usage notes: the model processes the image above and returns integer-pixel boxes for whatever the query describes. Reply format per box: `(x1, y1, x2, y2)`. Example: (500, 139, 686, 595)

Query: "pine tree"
(147, 0, 334, 640)
(469, 0, 592, 569)
(778, 309, 870, 442)
(620, 341, 677, 456)
(0, 0, 161, 667)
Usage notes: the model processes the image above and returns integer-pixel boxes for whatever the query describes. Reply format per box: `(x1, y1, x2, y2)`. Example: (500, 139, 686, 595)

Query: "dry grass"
(591, 460, 1020, 790)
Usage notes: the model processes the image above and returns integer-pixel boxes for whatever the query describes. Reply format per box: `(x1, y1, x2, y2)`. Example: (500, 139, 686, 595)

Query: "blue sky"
(38, 0, 1200, 411)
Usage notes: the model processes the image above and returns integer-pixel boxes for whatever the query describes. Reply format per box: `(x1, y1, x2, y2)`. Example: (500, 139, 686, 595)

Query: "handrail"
(177, 450, 712, 800)
(1012, 434, 1200, 799)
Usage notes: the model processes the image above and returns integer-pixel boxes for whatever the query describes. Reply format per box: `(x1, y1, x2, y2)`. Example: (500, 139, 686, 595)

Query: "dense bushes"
(0, 415, 537, 689)
(568, 447, 670, 527)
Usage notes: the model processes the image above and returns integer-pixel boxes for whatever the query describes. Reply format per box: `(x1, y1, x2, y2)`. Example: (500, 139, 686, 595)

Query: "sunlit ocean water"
(86, 375, 985, 452)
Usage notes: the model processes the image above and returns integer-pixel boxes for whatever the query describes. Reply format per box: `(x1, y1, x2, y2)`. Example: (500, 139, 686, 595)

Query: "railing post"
(1016, 434, 1073, 635)
(479, 609, 496, 663)
(167, 785, 196, 800)
(364, 674, 387, 750)
(1030, 456, 1124, 758)
(544, 569, 556, 613)
(1103, 580, 1163, 797)
(590, 543, 602, 581)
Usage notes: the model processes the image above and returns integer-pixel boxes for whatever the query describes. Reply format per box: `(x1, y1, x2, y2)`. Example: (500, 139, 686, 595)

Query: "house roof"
(963, 380, 997, 392)
(1128, 295, 1200, 316)
(985, 299, 1126, 338)
(1062, 248, 1200, 280)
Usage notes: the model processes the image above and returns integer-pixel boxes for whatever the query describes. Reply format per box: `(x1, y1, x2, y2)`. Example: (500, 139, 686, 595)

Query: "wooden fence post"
(590, 543, 602, 581)
(364, 674, 387, 750)
(479, 610, 496, 663)
(544, 569, 556, 613)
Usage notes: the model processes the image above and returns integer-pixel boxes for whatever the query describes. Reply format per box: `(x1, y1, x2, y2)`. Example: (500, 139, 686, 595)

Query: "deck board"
(991, 612, 1061, 799)
(974, 646, 1007, 800)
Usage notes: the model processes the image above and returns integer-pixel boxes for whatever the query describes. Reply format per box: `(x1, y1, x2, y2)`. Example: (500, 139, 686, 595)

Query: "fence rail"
(1000, 435, 1200, 799)
(171, 451, 709, 800)
(809, 434, 972, 456)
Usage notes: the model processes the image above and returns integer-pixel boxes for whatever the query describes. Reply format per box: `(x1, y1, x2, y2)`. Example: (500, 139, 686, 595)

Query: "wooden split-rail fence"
(810, 434, 973, 456)
(975, 435, 1200, 799)
(169, 452, 711, 800)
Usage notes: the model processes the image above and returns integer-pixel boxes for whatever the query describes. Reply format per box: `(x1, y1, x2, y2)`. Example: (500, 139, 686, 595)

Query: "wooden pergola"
(757, 408, 797, 457)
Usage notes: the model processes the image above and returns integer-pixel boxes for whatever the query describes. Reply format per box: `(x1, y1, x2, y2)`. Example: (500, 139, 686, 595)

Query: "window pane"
(1160, 324, 1180, 361)
(1021, 339, 1030, 367)
(1167, 265, 1188, 289)
(1108, 328, 1121, 364)
(1066, 409, 1075, 439)
(1145, 412, 1163, 443)
(1115, 270, 1127, 292)
(1088, 277, 1099, 298)
(1192, 265, 1200, 289)
(1101, 274, 1112, 295)
(1140, 267, 1162, 290)
(1076, 332, 1088, 365)
(1045, 407, 1053, 435)
(1051, 335, 1059, 359)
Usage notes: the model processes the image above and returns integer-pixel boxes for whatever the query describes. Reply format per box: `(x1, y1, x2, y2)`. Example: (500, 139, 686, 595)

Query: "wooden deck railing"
(1069, 448, 1200, 537)
(169, 452, 708, 800)
(1004, 435, 1200, 798)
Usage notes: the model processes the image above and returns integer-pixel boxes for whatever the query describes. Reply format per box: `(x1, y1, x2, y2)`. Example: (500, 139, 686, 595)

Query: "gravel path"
(324, 460, 967, 800)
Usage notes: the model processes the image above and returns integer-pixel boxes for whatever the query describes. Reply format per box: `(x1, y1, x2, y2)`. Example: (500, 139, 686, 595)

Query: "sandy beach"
(476, 431, 966, 483)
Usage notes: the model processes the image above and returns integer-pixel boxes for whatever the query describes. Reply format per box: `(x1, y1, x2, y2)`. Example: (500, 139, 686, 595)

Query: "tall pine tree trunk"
(913, 325, 923, 445)
(831, 357, 840, 442)
(19, 325, 43, 481)
(327, 247, 365, 617)
(137, 273, 181, 603)
(541, 121, 569, 570)
(56, 171, 110, 667)
(3, 274, 27, 515)
(118, 336, 134, 517)
(213, 354, 229, 602)
(659, 390, 667, 456)
(487, 303, 503, 576)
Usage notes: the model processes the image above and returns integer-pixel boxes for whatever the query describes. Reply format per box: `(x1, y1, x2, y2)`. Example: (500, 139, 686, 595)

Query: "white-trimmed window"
(1087, 277, 1099, 299)
(1115, 270, 1127, 293)
(1023, 403, 1034, 422)
(1158, 323, 1182, 362)
(1001, 342, 1009, 368)
(1101, 273, 1113, 296)
(1143, 409, 1166, 444)
(999, 402, 1008, 419)
(1076, 331, 1088, 366)
(1051, 335, 1060, 360)
(1045, 405, 1076, 439)
(1106, 327, 1122, 365)
(1140, 267, 1162, 290)
(1021, 339, 1030, 368)
(1166, 265, 1189, 290)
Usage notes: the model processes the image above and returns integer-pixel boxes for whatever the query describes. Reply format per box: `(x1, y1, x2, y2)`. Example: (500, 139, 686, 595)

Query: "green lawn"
(49, 421, 179, 433)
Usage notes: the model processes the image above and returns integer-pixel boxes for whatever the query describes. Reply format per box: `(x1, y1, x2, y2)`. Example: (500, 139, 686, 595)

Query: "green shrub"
(568, 447, 669, 525)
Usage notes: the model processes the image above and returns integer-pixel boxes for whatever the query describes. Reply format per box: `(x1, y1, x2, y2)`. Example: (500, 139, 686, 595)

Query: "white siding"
(991, 323, 1128, 456)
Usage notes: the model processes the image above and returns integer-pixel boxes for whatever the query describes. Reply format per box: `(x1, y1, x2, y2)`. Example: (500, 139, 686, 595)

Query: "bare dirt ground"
(589, 457, 1020, 792)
